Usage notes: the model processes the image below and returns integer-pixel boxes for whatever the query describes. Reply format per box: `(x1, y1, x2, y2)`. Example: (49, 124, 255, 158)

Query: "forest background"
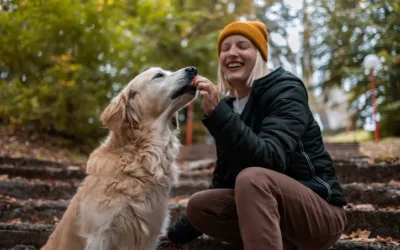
(1, 0, 399, 153)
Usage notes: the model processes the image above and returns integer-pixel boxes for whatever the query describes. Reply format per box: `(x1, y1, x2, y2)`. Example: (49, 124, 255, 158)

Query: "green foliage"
(310, 0, 400, 136)
(253, 0, 299, 69)
(380, 100, 400, 136)
(3, 0, 398, 151)
(0, 0, 252, 149)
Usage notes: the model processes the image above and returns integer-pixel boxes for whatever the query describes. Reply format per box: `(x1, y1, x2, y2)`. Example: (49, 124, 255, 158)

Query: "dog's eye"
(153, 73, 164, 79)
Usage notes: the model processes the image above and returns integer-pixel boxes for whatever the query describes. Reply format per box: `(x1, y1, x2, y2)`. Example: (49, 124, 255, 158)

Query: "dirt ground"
(359, 138, 400, 163)
(0, 126, 87, 163)
(360, 138, 400, 157)
(1, 126, 399, 163)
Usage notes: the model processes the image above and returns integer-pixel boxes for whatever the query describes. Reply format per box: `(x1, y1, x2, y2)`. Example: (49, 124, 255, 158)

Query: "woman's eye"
(153, 73, 164, 79)
(221, 47, 229, 52)
(239, 43, 250, 50)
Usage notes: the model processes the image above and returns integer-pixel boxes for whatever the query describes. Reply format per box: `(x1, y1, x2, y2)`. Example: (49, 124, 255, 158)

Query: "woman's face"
(219, 35, 257, 85)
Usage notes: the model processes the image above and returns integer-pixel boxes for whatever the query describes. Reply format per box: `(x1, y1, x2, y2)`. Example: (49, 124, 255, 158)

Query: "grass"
(324, 130, 373, 143)
(324, 130, 400, 160)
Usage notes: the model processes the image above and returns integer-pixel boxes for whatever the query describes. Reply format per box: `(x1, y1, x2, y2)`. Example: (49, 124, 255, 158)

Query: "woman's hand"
(192, 76, 220, 116)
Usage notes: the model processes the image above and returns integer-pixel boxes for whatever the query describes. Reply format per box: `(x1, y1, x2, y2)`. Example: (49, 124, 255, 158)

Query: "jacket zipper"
(298, 140, 332, 202)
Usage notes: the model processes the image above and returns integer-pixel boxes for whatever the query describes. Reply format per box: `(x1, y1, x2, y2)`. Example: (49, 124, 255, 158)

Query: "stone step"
(186, 236, 400, 250)
(2, 161, 399, 185)
(0, 178, 80, 200)
(0, 156, 86, 180)
(173, 182, 400, 208)
(1, 177, 399, 207)
(171, 204, 399, 239)
(0, 156, 82, 168)
(0, 224, 398, 250)
(0, 164, 85, 180)
(177, 142, 364, 162)
(179, 163, 400, 184)
(4, 156, 399, 184)
(342, 183, 400, 207)
(1, 198, 399, 239)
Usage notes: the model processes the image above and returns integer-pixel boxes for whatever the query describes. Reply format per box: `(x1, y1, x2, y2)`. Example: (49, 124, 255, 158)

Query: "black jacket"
(167, 67, 347, 244)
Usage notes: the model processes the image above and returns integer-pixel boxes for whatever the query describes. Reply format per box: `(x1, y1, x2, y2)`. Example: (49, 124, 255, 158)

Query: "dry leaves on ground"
(345, 203, 376, 211)
(53, 216, 60, 225)
(341, 228, 398, 244)
(360, 139, 400, 163)
(7, 218, 22, 224)
(388, 180, 400, 186)
(0, 174, 9, 180)
(0, 126, 87, 163)
(169, 195, 190, 204)
(345, 203, 400, 212)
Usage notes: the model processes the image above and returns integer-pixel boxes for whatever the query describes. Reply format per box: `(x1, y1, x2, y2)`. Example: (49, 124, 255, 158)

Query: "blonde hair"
(217, 50, 269, 97)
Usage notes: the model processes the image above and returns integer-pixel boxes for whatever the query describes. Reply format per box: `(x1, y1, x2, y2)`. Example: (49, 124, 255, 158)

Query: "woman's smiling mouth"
(227, 62, 244, 70)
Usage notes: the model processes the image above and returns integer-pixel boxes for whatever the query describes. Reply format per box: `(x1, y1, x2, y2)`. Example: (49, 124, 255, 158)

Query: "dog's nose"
(185, 66, 197, 75)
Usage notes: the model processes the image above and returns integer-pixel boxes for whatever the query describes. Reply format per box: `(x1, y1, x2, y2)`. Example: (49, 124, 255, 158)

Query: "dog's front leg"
(85, 232, 114, 250)
(160, 213, 171, 235)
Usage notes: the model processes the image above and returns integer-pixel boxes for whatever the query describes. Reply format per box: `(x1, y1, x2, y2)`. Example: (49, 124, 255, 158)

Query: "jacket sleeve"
(202, 83, 310, 173)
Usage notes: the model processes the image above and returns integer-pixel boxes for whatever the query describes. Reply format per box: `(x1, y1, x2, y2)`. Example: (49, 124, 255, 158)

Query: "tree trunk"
(302, 0, 330, 130)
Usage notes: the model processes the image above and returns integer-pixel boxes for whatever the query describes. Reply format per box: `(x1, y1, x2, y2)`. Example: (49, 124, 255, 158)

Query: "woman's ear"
(101, 94, 126, 131)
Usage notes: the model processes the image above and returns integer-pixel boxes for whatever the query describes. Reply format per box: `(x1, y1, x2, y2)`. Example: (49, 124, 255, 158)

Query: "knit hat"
(217, 21, 269, 61)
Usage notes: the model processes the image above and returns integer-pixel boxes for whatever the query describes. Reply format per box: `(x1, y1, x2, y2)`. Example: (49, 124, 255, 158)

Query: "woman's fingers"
(196, 82, 215, 93)
(193, 76, 220, 110)
(193, 75, 208, 83)
(198, 82, 219, 100)
(192, 75, 212, 87)
(199, 90, 210, 100)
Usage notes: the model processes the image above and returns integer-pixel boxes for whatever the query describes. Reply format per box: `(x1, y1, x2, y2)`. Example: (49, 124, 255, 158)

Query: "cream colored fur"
(42, 67, 197, 250)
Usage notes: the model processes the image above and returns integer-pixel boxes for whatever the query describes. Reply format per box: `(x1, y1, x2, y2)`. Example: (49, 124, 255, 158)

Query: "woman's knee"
(235, 167, 273, 189)
(186, 191, 209, 227)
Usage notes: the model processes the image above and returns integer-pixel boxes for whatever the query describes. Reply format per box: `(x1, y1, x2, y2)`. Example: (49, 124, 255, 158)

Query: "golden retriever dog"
(42, 66, 198, 250)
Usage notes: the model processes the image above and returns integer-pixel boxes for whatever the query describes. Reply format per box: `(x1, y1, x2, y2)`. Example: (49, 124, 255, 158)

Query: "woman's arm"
(202, 82, 310, 173)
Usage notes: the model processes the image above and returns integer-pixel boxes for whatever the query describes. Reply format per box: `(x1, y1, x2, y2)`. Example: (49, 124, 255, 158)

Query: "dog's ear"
(125, 90, 141, 129)
(101, 94, 126, 131)
(170, 112, 179, 130)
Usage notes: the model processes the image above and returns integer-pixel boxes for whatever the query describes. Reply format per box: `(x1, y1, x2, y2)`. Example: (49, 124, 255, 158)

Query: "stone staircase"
(0, 142, 399, 250)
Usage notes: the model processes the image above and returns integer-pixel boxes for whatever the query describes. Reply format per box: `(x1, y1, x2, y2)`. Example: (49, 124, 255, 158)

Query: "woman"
(157, 20, 347, 250)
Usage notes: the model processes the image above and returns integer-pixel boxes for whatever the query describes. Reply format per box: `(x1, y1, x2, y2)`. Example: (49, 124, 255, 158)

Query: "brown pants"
(186, 167, 346, 250)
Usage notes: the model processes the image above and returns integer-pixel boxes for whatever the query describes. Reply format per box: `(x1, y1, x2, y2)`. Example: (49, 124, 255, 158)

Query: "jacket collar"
(220, 67, 286, 122)
(252, 66, 285, 97)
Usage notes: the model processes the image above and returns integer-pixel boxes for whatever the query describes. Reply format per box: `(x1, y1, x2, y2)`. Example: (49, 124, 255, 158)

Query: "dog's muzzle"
(171, 67, 198, 99)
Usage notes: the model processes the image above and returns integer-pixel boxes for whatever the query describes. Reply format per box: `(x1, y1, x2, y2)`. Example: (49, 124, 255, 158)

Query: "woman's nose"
(225, 47, 239, 57)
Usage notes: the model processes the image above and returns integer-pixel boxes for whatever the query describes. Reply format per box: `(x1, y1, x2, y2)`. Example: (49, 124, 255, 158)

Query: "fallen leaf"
(67, 166, 81, 171)
(388, 180, 400, 186)
(0, 174, 9, 180)
(373, 235, 393, 243)
(31, 216, 41, 223)
(358, 229, 371, 239)
(178, 198, 189, 204)
(9, 218, 22, 224)
(340, 234, 350, 239)
(353, 204, 375, 211)
(386, 206, 400, 211)
(346, 228, 371, 239)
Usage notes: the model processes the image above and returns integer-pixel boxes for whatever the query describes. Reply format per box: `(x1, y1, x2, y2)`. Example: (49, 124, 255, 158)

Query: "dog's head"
(101, 66, 198, 132)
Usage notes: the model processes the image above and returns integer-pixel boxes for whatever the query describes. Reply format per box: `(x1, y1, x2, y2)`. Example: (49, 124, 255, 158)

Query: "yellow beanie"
(217, 21, 269, 61)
